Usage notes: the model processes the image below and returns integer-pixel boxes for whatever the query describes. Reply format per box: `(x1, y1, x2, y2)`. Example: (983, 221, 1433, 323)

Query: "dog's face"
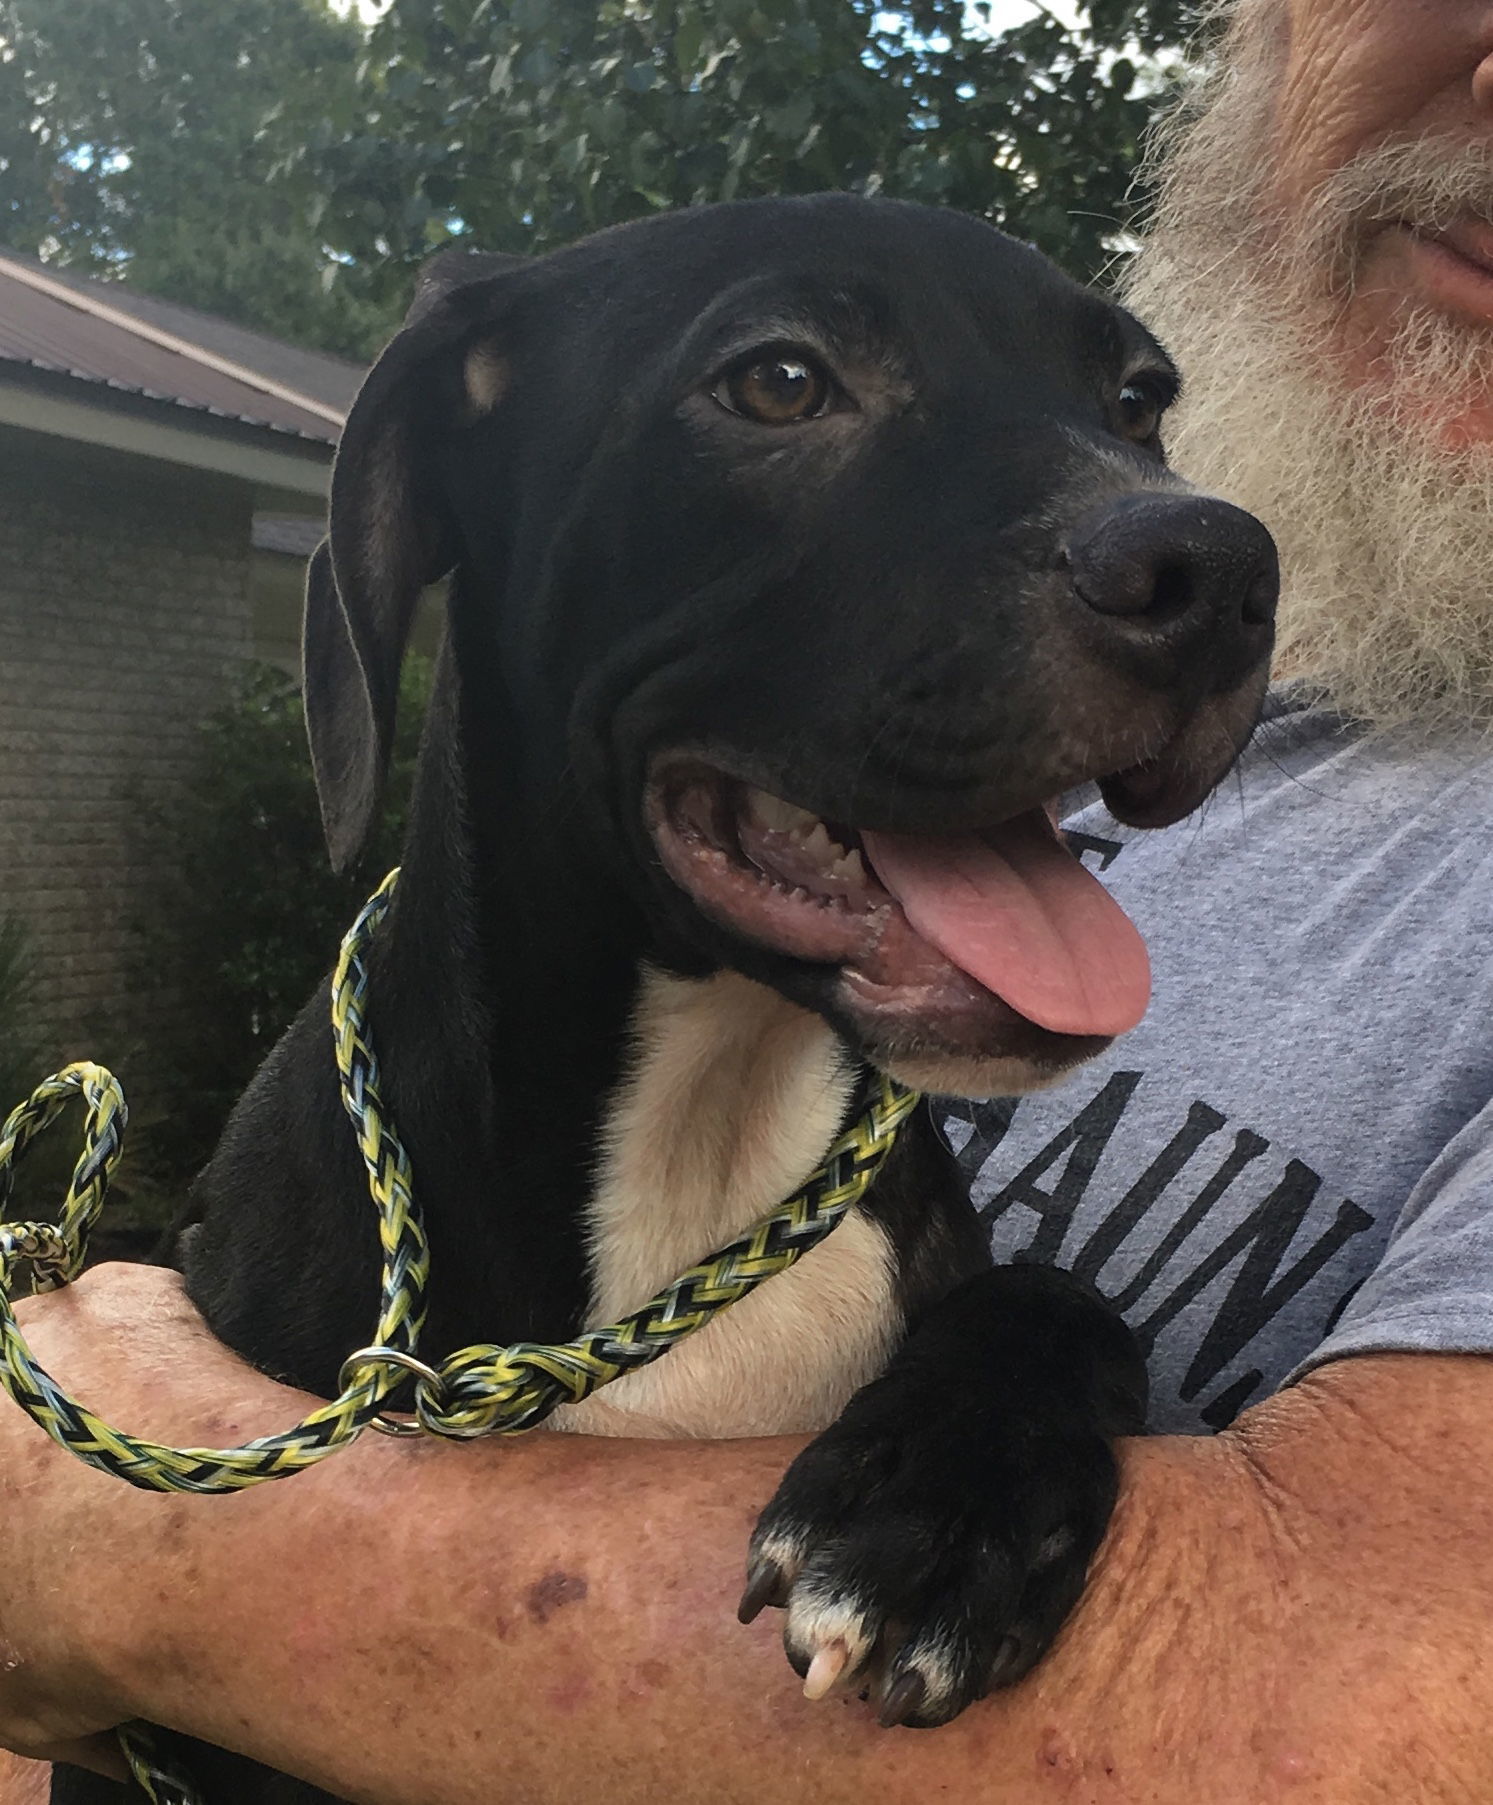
(307, 196, 1276, 1098)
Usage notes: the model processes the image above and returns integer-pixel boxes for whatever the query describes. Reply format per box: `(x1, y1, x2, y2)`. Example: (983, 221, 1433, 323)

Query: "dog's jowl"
(54, 195, 1277, 1804)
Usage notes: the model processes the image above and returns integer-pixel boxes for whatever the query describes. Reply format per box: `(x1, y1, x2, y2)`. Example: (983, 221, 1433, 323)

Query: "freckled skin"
(541, 1674, 593, 1716)
(1265, 0, 1493, 419)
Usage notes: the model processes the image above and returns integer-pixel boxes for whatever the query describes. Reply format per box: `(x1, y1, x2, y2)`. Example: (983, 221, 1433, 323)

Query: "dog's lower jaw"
(878, 1044, 1102, 1103)
(837, 971, 1111, 1101)
(555, 966, 902, 1439)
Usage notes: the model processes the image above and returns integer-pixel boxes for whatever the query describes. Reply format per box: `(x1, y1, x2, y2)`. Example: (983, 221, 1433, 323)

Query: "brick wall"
(0, 426, 253, 1077)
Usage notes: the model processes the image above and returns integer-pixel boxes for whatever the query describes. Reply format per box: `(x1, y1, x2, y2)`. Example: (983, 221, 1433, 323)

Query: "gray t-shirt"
(944, 691, 1493, 1434)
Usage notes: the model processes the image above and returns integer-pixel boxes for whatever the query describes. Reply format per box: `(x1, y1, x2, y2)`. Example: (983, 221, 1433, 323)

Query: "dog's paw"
(739, 1266, 1145, 1727)
(739, 1382, 1122, 1727)
(739, 1420, 1115, 1726)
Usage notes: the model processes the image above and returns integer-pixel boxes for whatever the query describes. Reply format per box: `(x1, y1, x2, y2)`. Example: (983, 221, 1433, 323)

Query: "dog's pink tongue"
(859, 813, 1151, 1038)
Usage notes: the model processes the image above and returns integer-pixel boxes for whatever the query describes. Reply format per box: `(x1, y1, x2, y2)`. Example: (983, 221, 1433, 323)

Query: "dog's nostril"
(1068, 546, 1180, 620)
(1150, 562, 1195, 620)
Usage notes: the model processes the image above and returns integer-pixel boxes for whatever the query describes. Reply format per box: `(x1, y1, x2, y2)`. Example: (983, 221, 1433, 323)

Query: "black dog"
(55, 194, 1275, 1805)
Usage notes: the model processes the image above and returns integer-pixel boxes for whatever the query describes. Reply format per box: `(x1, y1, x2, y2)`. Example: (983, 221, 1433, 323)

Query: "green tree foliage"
(1, 0, 1207, 356)
(131, 658, 431, 1196)
(0, 0, 393, 356)
(310, 0, 1210, 312)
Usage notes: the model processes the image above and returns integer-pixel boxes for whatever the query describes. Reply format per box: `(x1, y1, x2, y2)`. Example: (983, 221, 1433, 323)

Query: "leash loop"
(0, 867, 920, 1800)
(0, 1061, 127, 1289)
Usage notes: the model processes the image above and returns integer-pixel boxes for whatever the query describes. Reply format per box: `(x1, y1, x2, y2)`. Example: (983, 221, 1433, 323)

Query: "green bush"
(0, 913, 80, 1236)
(0, 914, 44, 1130)
(133, 655, 431, 1198)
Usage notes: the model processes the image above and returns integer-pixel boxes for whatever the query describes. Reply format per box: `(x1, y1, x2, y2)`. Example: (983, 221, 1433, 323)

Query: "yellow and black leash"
(0, 868, 920, 1800)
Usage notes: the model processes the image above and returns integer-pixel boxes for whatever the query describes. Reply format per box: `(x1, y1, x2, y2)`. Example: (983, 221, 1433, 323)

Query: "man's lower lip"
(1401, 228, 1493, 324)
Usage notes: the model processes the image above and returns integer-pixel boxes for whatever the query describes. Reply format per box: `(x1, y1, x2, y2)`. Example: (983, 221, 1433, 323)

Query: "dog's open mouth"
(647, 761, 1151, 1056)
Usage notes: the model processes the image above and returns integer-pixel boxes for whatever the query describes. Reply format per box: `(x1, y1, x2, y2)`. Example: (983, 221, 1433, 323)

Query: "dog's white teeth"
(741, 787, 867, 890)
(747, 789, 819, 837)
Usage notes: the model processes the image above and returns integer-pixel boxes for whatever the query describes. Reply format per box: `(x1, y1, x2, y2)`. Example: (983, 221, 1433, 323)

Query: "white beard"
(1121, 3, 1493, 734)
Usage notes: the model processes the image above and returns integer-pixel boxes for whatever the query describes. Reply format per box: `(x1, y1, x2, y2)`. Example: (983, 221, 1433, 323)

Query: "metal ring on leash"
(340, 1343, 448, 1436)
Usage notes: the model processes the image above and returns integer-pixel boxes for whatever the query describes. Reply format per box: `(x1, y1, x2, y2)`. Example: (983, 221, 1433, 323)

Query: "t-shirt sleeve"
(1287, 1100, 1493, 1384)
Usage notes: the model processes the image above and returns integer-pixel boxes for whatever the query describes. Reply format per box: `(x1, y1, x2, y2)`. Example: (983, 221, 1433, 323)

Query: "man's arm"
(2, 1266, 1491, 1805)
(0, 1757, 47, 1805)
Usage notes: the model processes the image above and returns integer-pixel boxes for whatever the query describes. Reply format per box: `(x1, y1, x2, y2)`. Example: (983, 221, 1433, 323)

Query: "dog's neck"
(585, 964, 856, 1323)
(559, 964, 896, 1439)
(364, 638, 862, 1355)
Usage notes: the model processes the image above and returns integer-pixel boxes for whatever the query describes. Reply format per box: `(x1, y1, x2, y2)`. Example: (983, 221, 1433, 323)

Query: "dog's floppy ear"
(304, 250, 527, 871)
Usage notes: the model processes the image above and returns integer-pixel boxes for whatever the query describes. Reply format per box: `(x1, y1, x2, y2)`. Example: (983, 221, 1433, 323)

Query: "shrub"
(0, 914, 44, 1133)
(133, 655, 430, 1198)
(0, 913, 81, 1235)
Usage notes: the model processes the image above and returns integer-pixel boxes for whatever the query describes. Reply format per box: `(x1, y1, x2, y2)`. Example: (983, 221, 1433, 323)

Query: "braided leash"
(0, 867, 919, 1799)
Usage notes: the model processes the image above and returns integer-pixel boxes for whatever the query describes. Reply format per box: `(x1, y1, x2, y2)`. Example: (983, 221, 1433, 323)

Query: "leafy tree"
(0, 0, 1208, 351)
(0, 0, 397, 356)
(309, 0, 1211, 312)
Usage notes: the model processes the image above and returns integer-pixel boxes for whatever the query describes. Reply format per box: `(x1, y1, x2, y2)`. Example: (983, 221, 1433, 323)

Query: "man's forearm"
(4, 1273, 1491, 1804)
(63, 1379, 1478, 1804)
(71, 1428, 1267, 1805)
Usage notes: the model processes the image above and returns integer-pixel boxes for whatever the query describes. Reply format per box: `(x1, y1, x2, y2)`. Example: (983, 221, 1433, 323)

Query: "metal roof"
(0, 250, 366, 445)
(252, 514, 326, 557)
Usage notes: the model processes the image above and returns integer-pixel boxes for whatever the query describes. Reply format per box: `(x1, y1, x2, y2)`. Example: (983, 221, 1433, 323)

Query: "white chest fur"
(553, 968, 900, 1439)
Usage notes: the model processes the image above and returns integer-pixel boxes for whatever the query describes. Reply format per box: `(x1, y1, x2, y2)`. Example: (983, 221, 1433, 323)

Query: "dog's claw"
(737, 1563, 784, 1625)
(802, 1640, 851, 1701)
(878, 1670, 927, 1729)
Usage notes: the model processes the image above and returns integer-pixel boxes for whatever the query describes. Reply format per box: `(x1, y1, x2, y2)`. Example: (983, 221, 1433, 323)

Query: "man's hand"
(0, 1264, 307, 1781)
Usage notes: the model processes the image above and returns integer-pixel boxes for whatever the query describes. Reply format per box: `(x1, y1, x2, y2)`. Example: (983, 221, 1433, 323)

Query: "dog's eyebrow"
(700, 283, 903, 371)
(1065, 298, 1174, 392)
(712, 314, 839, 354)
(1094, 300, 1180, 388)
(1071, 299, 1132, 369)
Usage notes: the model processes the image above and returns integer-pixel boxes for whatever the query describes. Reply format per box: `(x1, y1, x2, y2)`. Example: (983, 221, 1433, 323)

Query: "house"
(0, 250, 362, 1068)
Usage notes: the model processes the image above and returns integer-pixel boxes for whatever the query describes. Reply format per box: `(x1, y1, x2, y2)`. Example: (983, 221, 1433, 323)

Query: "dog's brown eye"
(718, 352, 832, 424)
(1116, 375, 1172, 444)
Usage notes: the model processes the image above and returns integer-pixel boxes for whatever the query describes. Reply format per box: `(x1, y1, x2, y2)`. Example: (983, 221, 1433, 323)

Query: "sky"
(334, 1, 1083, 28)
(992, 0, 1081, 24)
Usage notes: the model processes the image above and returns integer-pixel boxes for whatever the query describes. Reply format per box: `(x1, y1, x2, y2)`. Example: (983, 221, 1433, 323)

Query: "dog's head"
(307, 195, 1276, 1098)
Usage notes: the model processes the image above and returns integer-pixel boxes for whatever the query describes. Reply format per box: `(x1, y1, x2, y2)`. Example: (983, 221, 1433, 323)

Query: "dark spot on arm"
(525, 1569, 589, 1624)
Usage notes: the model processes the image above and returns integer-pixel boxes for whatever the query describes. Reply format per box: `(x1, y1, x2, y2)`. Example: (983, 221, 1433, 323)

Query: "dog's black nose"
(1064, 494, 1279, 633)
